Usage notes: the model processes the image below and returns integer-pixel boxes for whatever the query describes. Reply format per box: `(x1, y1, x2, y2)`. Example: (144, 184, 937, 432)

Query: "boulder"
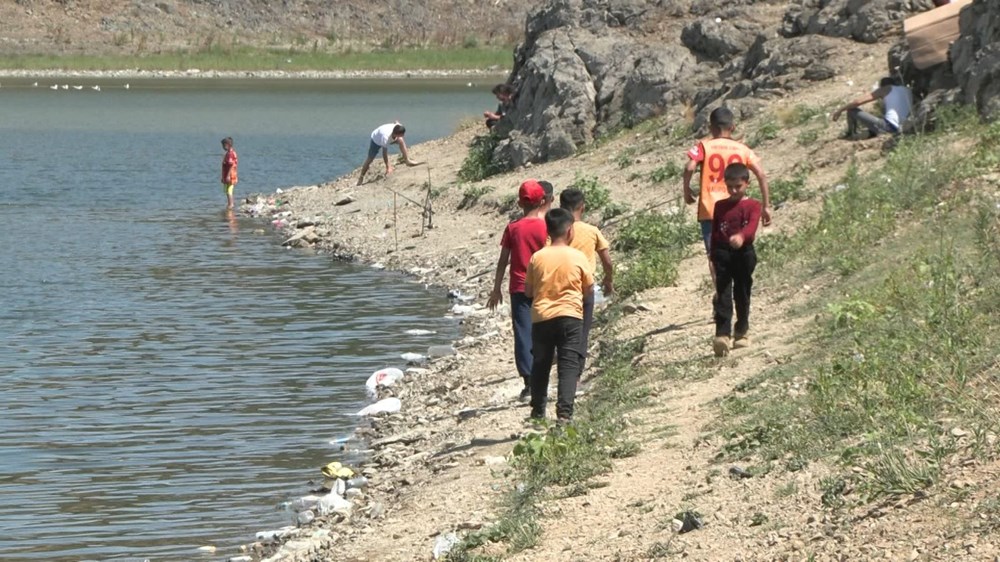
(949, 0, 1000, 119)
(493, 0, 702, 169)
(781, 0, 936, 44)
(681, 17, 760, 62)
(893, 0, 1000, 121)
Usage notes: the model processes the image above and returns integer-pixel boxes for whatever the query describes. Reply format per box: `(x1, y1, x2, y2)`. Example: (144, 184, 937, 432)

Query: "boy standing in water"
(682, 107, 770, 285)
(357, 122, 420, 186)
(221, 137, 238, 210)
(487, 180, 548, 401)
(524, 207, 593, 422)
(559, 188, 613, 363)
(710, 163, 762, 357)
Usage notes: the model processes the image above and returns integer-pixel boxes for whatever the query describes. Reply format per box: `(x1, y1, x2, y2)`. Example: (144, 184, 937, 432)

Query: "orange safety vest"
(697, 138, 756, 221)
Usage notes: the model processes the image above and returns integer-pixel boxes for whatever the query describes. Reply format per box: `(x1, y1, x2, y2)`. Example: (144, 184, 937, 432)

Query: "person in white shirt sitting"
(833, 77, 913, 140)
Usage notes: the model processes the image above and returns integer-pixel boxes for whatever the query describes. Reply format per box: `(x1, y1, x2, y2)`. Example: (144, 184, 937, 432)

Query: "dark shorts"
(700, 220, 713, 254)
(367, 140, 383, 160)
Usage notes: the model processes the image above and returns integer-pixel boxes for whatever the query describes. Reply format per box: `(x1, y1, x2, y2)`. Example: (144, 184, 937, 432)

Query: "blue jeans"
(510, 292, 533, 384)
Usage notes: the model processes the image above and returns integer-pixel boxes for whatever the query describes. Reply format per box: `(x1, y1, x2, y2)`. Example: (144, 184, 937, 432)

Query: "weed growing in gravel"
(747, 118, 779, 148)
(458, 134, 503, 182)
(613, 210, 699, 297)
(457, 184, 494, 210)
(568, 174, 628, 221)
(649, 161, 682, 183)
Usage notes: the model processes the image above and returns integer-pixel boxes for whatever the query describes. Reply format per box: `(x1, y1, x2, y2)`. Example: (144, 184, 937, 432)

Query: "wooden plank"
(903, 0, 973, 70)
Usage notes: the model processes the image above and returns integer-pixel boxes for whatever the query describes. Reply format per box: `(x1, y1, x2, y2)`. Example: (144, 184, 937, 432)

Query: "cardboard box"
(904, 0, 973, 70)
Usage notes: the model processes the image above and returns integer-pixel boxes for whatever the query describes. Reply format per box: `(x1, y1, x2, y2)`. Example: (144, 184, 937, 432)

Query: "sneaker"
(713, 336, 730, 357)
(518, 386, 532, 403)
(733, 334, 751, 349)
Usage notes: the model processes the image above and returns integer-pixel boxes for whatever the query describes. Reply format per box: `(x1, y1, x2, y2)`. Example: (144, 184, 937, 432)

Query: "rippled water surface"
(0, 78, 484, 561)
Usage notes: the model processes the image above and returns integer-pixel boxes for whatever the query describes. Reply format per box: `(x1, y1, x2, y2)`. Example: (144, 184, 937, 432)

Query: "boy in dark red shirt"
(710, 162, 762, 357)
(487, 180, 548, 400)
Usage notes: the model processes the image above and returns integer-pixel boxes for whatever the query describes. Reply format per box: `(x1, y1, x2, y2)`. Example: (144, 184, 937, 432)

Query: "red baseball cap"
(518, 179, 545, 206)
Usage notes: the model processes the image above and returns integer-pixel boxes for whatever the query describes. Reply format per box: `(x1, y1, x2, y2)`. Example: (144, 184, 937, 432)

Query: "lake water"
(0, 78, 489, 561)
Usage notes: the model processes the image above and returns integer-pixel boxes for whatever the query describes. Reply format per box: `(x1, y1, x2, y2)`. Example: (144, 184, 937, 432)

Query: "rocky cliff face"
(491, 0, 702, 169)
(0, 0, 533, 54)
(949, 0, 1000, 119)
(490, 0, 846, 170)
(781, 0, 935, 43)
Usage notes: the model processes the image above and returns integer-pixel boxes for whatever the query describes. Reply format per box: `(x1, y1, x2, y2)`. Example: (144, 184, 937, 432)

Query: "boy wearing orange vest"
(682, 107, 771, 284)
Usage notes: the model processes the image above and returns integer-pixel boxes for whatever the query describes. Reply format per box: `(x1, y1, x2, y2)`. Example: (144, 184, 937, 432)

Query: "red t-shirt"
(711, 197, 761, 249)
(500, 217, 547, 294)
(222, 148, 238, 184)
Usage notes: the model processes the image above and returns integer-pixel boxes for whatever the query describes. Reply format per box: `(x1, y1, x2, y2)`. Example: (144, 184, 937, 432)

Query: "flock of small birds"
(0, 81, 132, 91)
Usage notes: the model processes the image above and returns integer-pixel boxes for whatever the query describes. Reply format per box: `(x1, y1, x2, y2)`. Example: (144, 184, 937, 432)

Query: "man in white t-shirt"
(357, 122, 420, 186)
(832, 77, 913, 140)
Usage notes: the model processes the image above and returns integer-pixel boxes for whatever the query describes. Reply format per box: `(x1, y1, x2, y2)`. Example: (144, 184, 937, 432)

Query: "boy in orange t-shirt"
(682, 107, 771, 284)
(524, 208, 594, 422)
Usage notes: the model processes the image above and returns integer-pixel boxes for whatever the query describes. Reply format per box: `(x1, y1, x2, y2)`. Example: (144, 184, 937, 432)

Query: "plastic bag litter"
(405, 329, 437, 336)
(400, 352, 426, 364)
(432, 532, 460, 559)
(365, 368, 404, 397)
(356, 397, 402, 417)
(321, 461, 355, 479)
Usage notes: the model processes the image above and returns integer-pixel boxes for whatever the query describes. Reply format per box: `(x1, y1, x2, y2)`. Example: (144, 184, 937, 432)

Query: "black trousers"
(711, 244, 757, 337)
(529, 316, 584, 420)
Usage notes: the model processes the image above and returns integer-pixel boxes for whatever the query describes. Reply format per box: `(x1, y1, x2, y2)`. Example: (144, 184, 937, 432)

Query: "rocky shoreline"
(0, 68, 505, 81)
(220, 127, 525, 562)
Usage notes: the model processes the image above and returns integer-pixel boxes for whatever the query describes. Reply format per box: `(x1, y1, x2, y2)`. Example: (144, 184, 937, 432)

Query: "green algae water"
(0, 78, 486, 561)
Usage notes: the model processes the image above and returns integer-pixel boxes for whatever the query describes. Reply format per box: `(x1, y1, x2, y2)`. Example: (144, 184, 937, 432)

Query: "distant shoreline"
(0, 68, 507, 80)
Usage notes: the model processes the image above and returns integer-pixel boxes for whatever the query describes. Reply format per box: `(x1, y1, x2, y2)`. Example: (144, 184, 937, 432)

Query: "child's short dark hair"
(492, 83, 515, 97)
(539, 180, 554, 203)
(879, 76, 901, 88)
(392, 124, 406, 137)
(221, 136, 233, 146)
(724, 162, 750, 182)
(559, 188, 585, 211)
(709, 107, 735, 131)
(545, 208, 575, 240)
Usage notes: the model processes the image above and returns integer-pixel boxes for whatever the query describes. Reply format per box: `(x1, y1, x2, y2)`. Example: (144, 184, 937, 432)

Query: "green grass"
(458, 184, 495, 210)
(613, 210, 700, 297)
(448, 339, 649, 560)
(459, 134, 504, 182)
(568, 174, 629, 222)
(0, 45, 511, 72)
(717, 106, 1000, 505)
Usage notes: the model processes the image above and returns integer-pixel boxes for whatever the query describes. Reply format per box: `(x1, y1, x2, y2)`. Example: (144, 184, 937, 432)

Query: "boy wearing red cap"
(488, 180, 549, 400)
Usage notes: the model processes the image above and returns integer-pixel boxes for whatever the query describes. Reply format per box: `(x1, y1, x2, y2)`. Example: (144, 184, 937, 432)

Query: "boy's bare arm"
(748, 162, 771, 226)
(487, 247, 510, 310)
(597, 248, 614, 294)
(832, 86, 890, 120)
(682, 160, 698, 204)
(396, 138, 420, 166)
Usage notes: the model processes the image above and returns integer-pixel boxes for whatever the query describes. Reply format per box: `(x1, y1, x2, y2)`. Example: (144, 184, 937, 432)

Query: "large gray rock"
(493, 0, 701, 169)
(781, 0, 935, 43)
(950, 0, 1000, 119)
(681, 17, 760, 62)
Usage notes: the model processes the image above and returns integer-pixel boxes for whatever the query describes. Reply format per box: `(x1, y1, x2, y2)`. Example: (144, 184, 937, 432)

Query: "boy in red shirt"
(221, 136, 238, 210)
(683, 107, 770, 285)
(710, 163, 762, 357)
(487, 180, 548, 400)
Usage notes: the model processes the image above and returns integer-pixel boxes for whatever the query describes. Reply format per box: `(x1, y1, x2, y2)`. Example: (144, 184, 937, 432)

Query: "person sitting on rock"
(483, 84, 515, 130)
(832, 77, 912, 140)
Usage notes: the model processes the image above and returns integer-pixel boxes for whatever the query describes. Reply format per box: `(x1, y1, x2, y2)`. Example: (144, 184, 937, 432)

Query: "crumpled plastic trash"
(316, 492, 352, 516)
(405, 329, 437, 336)
(432, 532, 460, 559)
(321, 461, 355, 479)
(356, 397, 402, 417)
(401, 352, 426, 364)
(365, 368, 404, 397)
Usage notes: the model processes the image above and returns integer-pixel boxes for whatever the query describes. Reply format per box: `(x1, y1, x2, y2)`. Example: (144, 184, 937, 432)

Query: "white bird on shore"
(49, 84, 58, 90)
(72, 85, 83, 90)
(32, 82, 38, 87)
(123, 83, 130, 90)
(61, 84, 69, 90)
(91, 85, 101, 91)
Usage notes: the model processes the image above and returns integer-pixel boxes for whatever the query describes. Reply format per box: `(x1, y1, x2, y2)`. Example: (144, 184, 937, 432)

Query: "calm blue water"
(0, 78, 487, 561)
